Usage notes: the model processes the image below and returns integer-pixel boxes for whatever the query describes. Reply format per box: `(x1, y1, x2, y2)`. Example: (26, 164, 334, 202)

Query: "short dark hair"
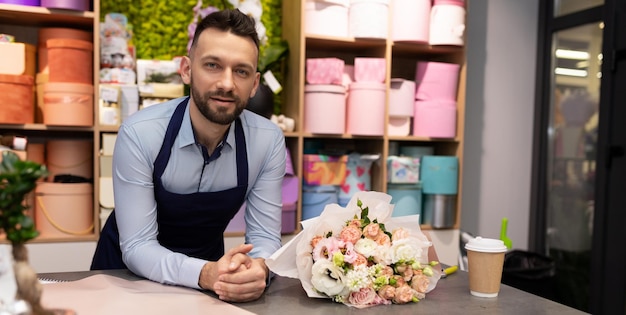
(190, 8, 260, 53)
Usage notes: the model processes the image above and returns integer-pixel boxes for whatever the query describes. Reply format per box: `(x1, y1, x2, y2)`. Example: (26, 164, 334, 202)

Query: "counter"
(38, 269, 586, 314)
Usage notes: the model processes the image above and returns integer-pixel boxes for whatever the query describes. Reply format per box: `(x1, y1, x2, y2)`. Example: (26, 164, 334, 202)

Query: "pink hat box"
(40, 0, 90, 11)
(47, 38, 93, 84)
(0, 74, 34, 124)
(354, 57, 386, 83)
(306, 57, 345, 85)
(415, 61, 460, 101)
(45, 139, 93, 180)
(388, 116, 411, 136)
(43, 82, 94, 126)
(349, 0, 389, 39)
(346, 82, 385, 136)
(34, 182, 94, 238)
(413, 99, 457, 138)
(429, 0, 466, 46)
(391, 0, 431, 43)
(304, 84, 347, 134)
(389, 78, 416, 117)
(305, 0, 350, 38)
(38, 27, 92, 73)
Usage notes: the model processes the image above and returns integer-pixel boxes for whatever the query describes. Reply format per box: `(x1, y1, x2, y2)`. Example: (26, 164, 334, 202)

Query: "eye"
(204, 62, 220, 70)
(235, 68, 250, 78)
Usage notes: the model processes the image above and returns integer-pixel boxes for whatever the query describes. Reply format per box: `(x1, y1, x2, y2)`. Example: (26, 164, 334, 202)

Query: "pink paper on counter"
(41, 274, 256, 315)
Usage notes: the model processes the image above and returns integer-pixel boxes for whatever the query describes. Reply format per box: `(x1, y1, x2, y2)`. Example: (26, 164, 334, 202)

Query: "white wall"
(461, 0, 539, 250)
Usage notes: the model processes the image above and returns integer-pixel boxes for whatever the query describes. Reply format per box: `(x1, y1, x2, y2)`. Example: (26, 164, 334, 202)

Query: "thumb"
(224, 244, 254, 270)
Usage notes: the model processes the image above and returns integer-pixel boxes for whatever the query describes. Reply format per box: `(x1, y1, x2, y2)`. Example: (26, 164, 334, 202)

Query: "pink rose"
(339, 226, 362, 244)
(402, 265, 414, 282)
(377, 284, 396, 300)
(392, 275, 406, 287)
(310, 235, 323, 249)
(352, 253, 368, 266)
(381, 265, 394, 277)
(411, 274, 430, 293)
(392, 228, 410, 241)
(375, 234, 391, 246)
(348, 287, 377, 305)
(347, 219, 362, 229)
(363, 223, 384, 241)
(392, 285, 415, 304)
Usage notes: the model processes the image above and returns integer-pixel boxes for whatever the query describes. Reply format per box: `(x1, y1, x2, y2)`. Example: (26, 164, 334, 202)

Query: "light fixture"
(555, 67, 588, 77)
(555, 49, 590, 60)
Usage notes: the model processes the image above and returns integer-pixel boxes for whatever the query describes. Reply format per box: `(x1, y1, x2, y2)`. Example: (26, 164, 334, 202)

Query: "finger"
(218, 244, 254, 274)
(228, 252, 252, 272)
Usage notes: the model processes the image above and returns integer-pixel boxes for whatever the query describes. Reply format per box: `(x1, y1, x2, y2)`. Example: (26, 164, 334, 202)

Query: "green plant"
(0, 151, 47, 245)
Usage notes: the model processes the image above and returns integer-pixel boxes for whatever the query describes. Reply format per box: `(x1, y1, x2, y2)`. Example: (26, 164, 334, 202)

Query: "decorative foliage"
(0, 151, 48, 244)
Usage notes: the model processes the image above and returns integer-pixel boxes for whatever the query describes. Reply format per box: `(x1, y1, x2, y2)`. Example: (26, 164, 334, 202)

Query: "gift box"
(43, 82, 94, 127)
(391, 0, 431, 43)
(305, 0, 350, 38)
(387, 155, 420, 183)
(415, 61, 460, 101)
(0, 74, 34, 124)
(302, 185, 339, 220)
(388, 116, 411, 136)
(338, 153, 380, 204)
(306, 58, 345, 85)
(0, 42, 36, 77)
(389, 78, 416, 117)
(349, 0, 389, 39)
(304, 84, 346, 134)
(353, 57, 386, 83)
(388, 182, 423, 220)
(346, 82, 385, 136)
(413, 99, 457, 138)
(47, 38, 93, 84)
(420, 155, 458, 195)
(429, 0, 466, 46)
(303, 154, 348, 186)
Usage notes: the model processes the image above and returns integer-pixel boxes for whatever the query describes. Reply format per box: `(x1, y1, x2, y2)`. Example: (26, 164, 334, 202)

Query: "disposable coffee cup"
(464, 237, 508, 297)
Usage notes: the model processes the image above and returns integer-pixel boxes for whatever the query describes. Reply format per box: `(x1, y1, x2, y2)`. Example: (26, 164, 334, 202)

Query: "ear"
(180, 56, 192, 85)
(249, 71, 261, 98)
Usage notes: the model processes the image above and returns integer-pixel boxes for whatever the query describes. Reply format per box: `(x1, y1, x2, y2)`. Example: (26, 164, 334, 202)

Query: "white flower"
(344, 265, 372, 292)
(230, 0, 268, 45)
(372, 244, 392, 265)
(354, 238, 378, 258)
(311, 259, 349, 297)
(390, 237, 423, 264)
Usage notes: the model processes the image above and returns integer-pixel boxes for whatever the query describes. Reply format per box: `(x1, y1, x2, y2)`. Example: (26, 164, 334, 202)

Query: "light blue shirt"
(112, 97, 286, 289)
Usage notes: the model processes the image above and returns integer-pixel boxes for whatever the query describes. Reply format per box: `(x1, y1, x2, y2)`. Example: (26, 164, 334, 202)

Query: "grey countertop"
(39, 269, 587, 315)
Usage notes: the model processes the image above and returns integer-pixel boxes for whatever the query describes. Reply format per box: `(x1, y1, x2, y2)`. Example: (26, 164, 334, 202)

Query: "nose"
(216, 69, 235, 91)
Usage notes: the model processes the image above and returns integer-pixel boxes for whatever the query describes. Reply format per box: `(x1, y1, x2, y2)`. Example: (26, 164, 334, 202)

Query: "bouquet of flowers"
(266, 191, 442, 308)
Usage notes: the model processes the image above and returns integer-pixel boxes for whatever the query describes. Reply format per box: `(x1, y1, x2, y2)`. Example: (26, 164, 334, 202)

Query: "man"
(91, 9, 286, 302)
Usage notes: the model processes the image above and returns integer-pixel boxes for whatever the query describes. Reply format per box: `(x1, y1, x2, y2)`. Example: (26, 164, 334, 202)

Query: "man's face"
(184, 28, 260, 125)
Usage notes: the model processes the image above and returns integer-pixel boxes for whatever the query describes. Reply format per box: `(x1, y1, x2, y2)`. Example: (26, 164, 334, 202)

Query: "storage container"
(387, 155, 420, 183)
(422, 194, 456, 228)
(46, 139, 93, 181)
(0, 0, 39, 5)
(41, 0, 90, 11)
(389, 79, 416, 117)
(399, 145, 434, 158)
(338, 153, 379, 202)
(34, 182, 94, 238)
(43, 82, 94, 126)
(306, 58, 345, 85)
(302, 185, 339, 220)
(413, 99, 457, 138)
(281, 202, 297, 234)
(0, 74, 34, 124)
(429, 0, 466, 46)
(303, 154, 348, 186)
(47, 38, 93, 84)
(350, 0, 389, 39)
(420, 155, 458, 195)
(305, 0, 350, 38)
(415, 61, 460, 101)
(353, 57, 386, 83)
(304, 84, 346, 134)
(391, 0, 431, 43)
(38, 27, 92, 73)
(388, 116, 411, 136)
(0, 42, 36, 77)
(346, 82, 385, 135)
(388, 183, 422, 220)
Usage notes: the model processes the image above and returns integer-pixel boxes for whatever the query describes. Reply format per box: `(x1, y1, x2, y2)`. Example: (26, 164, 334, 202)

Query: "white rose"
(372, 244, 392, 265)
(311, 259, 349, 297)
(354, 238, 378, 258)
(390, 237, 423, 264)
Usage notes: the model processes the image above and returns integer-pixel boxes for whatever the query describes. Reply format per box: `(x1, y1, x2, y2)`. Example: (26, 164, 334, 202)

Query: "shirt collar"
(178, 102, 236, 150)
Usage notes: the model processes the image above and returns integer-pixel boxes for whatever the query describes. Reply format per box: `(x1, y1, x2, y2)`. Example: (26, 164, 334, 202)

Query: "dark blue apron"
(91, 98, 248, 269)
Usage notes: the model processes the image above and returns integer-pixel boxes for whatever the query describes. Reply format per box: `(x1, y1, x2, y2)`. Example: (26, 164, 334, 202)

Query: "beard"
(190, 80, 248, 125)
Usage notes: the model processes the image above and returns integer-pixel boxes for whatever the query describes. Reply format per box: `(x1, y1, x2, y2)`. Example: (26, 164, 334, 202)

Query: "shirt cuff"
(179, 257, 207, 289)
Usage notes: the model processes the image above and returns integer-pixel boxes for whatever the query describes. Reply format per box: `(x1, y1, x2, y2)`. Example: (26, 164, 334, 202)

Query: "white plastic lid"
(464, 237, 507, 253)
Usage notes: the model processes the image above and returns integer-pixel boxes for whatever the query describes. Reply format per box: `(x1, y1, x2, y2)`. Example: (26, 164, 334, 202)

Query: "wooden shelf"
(0, 3, 94, 28)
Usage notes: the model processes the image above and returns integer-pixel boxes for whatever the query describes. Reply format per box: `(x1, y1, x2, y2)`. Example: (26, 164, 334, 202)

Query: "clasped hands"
(199, 244, 269, 302)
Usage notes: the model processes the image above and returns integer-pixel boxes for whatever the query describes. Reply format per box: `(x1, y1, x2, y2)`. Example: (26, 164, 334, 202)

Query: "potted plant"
(0, 150, 53, 315)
